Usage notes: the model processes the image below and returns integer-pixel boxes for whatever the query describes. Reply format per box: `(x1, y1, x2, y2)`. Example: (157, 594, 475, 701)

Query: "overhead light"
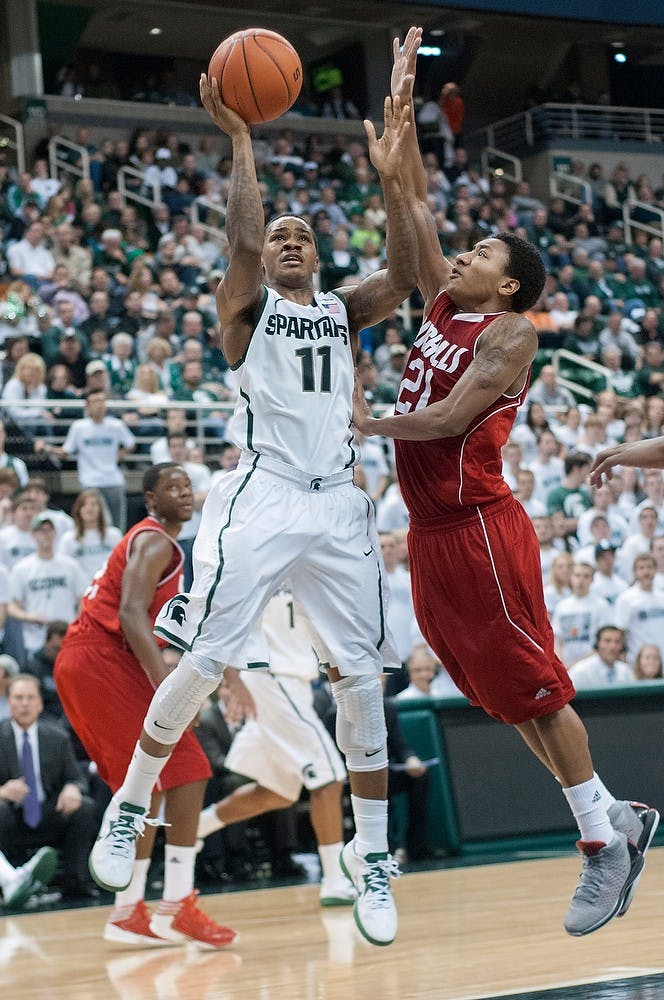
(430, 29, 446, 37)
(149, 27, 162, 35)
(417, 46, 442, 57)
(614, 51, 627, 63)
(611, 41, 624, 48)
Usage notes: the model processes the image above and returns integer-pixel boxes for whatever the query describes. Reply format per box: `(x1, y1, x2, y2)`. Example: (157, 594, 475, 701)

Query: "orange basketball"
(208, 28, 302, 125)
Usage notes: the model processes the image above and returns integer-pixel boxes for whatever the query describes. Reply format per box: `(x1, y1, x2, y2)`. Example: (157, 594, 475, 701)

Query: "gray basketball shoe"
(564, 830, 643, 937)
(607, 800, 659, 916)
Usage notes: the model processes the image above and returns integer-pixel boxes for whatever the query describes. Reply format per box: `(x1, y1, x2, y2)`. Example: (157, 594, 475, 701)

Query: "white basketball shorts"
(225, 671, 346, 800)
(154, 452, 400, 676)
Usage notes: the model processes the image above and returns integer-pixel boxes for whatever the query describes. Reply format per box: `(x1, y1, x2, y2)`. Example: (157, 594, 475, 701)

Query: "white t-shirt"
(178, 461, 212, 541)
(357, 439, 389, 497)
(376, 484, 409, 532)
(0, 525, 35, 569)
(590, 571, 629, 607)
(57, 526, 123, 584)
(0, 562, 10, 642)
(551, 592, 613, 666)
(385, 565, 416, 663)
(569, 653, 634, 688)
(576, 506, 629, 548)
(614, 586, 664, 665)
(10, 552, 88, 652)
(63, 416, 135, 488)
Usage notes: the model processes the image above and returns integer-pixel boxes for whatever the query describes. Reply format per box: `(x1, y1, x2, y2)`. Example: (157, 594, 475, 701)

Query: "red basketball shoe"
(104, 900, 175, 948)
(150, 891, 238, 950)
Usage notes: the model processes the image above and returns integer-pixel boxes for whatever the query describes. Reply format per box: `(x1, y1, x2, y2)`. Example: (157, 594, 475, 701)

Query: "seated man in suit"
(0, 673, 98, 901)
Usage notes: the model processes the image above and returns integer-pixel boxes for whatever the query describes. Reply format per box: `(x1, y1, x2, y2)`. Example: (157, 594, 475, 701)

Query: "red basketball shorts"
(408, 496, 575, 725)
(54, 633, 211, 793)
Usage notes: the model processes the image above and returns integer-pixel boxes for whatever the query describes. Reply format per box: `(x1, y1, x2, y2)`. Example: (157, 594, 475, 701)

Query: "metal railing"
(622, 199, 664, 246)
(0, 114, 26, 174)
(48, 136, 90, 185)
(116, 164, 161, 212)
(549, 171, 592, 209)
(471, 102, 664, 151)
(480, 146, 522, 185)
(190, 197, 227, 243)
(552, 349, 610, 402)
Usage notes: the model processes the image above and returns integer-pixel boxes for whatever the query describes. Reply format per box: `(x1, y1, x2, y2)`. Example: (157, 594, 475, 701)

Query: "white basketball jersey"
(259, 587, 319, 681)
(226, 286, 357, 476)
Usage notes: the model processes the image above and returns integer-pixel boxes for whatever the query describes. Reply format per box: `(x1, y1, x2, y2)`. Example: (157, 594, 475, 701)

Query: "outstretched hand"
(199, 73, 250, 138)
(391, 26, 422, 106)
(364, 95, 411, 179)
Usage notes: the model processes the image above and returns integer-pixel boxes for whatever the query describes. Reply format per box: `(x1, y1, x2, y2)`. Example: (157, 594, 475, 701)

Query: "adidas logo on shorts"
(535, 687, 551, 700)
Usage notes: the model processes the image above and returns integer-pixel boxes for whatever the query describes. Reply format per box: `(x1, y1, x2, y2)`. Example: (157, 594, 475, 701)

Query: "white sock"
(563, 776, 615, 844)
(114, 858, 151, 909)
(162, 845, 196, 902)
(592, 772, 616, 810)
(197, 804, 225, 839)
(318, 841, 344, 882)
(350, 795, 388, 855)
(0, 851, 16, 889)
(116, 742, 170, 811)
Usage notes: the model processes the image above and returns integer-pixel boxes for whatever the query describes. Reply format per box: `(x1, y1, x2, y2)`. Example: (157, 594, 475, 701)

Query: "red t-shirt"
(67, 516, 183, 644)
(394, 291, 530, 521)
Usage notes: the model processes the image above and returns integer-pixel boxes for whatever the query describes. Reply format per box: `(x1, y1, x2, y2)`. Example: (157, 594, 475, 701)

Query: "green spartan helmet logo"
(167, 595, 190, 625)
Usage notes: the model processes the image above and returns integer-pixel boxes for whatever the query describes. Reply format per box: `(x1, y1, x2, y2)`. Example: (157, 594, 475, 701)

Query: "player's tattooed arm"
(200, 75, 264, 365)
(354, 313, 537, 441)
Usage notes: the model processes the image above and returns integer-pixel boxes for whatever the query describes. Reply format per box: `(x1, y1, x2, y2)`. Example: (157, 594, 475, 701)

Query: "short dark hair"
(46, 620, 69, 641)
(564, 452, 592, 475)
(143, 462, 179, 494)
(495, 233, 546, 313)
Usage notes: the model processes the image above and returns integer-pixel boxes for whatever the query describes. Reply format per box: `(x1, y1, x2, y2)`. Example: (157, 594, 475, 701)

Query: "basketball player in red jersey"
(54, 464, 237, 949)
(353, 27, 659, 937)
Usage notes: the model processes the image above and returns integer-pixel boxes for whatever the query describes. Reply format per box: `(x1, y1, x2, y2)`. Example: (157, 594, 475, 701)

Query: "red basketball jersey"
(395, 291, 530, 520)
(68, 516, 183, 644)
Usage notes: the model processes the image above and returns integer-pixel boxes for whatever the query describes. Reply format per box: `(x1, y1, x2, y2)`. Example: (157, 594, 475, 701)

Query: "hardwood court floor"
(1, 848, 663, 1000)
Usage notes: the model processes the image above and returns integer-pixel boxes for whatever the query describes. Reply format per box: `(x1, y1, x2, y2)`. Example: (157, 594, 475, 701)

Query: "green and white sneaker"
(564, 831, 643, 937)
(3, 847, 58, 908)
(89, 796, 150, 892)
(608, 800, 659, 916)
(340, 838, 399, 946)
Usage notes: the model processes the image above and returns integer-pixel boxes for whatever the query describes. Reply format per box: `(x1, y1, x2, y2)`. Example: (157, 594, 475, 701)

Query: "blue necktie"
(21, 732, 42, 829)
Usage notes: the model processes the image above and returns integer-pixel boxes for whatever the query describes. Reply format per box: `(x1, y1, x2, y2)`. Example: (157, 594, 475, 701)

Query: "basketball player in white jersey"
(197, 587, 355, 907)
(89, 76, 418, 947)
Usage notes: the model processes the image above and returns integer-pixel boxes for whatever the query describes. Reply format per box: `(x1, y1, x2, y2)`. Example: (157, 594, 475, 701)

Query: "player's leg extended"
(199, 782, 293, 837)
(328, 668, 399, 946)
(525, 705, 656, 935)
(90, 651, 223, 893)
(310, 781, 356, 907)
(104, 790, 174, 949)
(150, 780, 237, 949)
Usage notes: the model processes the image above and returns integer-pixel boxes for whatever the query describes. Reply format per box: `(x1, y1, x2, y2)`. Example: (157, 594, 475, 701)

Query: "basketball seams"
(252, 32, 298, 102)
(241, 33, 264, 122)
(209, 28, 301, 124)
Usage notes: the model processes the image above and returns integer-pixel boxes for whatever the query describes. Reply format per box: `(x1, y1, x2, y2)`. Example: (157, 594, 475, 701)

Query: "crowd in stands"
(1, 112, 664, 904)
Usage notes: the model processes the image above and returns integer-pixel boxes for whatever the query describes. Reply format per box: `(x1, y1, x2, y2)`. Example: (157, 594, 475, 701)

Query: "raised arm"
(590, 436, 664, 487)
(391, 27, 452, 308)
(354, 313, 537, 440)
(199, 74, 265, 366)
(339, 96, 418, 334)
